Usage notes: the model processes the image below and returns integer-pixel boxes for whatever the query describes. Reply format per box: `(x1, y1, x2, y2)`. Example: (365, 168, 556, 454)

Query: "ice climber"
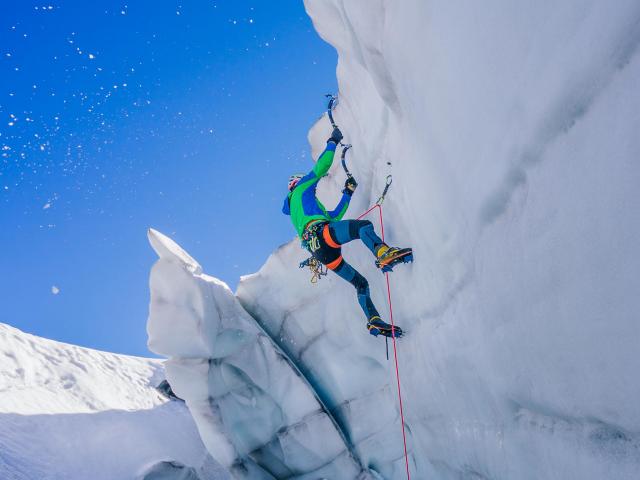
(282, 126, 412, 338)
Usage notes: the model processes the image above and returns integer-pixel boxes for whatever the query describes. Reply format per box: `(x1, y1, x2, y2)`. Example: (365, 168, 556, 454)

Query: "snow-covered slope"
(148, 1, 640, 479)
(0, 323, 164, 416)
(0, 323, 226, 480)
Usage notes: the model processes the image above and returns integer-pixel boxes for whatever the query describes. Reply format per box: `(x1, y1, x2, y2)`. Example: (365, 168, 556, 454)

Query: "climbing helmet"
(288, 173, 304, 191)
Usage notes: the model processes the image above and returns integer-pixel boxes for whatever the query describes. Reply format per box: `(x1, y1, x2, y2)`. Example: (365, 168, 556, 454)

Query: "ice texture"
(239, 0, 640, 478)
(147, 228, 376, 479)
(147, 1, 640, 479)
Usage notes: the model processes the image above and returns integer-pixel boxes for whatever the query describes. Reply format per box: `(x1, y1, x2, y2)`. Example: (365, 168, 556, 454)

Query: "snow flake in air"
(51, 286, 60, 295)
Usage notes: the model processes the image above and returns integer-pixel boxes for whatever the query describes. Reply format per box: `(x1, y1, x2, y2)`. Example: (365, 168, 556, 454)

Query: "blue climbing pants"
(309, 219, 384, 321)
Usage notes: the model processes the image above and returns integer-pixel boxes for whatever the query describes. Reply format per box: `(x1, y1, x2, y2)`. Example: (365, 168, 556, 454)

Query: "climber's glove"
(328, 126, 343, 145)
(343, 176, 358, 196)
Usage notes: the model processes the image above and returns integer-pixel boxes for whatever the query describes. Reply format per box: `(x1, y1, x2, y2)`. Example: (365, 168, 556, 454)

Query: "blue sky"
(0, 1, 337, 356)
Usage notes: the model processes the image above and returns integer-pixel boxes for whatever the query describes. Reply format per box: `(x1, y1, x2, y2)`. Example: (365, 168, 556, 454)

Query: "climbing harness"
(299, 256, 328, 283)
(301, 221, 325, 253)
(300, 222, 330, 283)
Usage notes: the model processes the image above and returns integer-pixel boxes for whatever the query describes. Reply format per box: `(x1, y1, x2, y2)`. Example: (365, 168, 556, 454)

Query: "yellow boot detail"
(375, 245, 390, 259)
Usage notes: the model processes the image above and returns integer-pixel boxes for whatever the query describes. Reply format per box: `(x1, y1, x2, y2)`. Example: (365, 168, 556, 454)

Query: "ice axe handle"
(341, 144, 353, 178)
(325, 93, 338, 128)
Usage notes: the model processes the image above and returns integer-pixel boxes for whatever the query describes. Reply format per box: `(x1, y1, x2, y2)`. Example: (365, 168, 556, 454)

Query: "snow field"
(0, 323, 220, 480)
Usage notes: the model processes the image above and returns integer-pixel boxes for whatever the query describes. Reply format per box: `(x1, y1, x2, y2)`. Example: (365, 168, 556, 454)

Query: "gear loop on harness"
(300, 221, 331, 284)
(299, 256, 327, 284)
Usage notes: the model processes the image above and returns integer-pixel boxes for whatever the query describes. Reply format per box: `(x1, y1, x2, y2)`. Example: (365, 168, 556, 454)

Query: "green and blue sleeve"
(312, 141, 338, 177)
(327, 192, 350, 220)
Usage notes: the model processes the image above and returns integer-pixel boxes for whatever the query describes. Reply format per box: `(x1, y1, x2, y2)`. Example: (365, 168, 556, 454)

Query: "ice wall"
(235, 1, 640, 479)
(146, 229, 378, 479)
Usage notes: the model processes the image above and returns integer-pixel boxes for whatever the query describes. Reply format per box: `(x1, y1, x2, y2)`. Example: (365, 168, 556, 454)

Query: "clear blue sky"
(0, 1, 337, 356)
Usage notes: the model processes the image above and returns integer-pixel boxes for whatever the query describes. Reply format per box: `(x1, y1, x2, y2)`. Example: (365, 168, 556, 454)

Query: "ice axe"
(325, 93, 339, 129)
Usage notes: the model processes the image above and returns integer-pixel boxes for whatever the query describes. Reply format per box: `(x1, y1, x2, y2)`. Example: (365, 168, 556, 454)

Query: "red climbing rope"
(357, 203, 411, 480)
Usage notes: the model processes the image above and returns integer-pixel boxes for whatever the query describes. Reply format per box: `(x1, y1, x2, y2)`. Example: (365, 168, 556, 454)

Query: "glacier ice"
(147, 228, 378, 479)
(140, 460, 201, 480)
(147, 0, 640, 479)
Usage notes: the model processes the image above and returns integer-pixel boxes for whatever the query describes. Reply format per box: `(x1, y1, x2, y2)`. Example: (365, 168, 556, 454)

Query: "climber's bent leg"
(332, 259, 380, 320)
(328, 220, 383, 256)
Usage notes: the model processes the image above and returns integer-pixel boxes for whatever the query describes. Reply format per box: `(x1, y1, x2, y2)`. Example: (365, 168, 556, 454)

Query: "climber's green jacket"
(282, 141, 351, 237)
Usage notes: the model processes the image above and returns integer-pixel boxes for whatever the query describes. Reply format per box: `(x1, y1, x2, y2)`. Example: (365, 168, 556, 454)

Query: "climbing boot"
(375, 244, 413, 272)
(367, 316, 403, 338)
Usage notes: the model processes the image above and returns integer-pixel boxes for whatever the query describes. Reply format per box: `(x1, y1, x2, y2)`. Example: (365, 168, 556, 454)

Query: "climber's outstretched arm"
(328, 173, 357, 220)
(327, 192, 350, 220)
(312, 127, 343, 178)
(312, 141, 337, 178)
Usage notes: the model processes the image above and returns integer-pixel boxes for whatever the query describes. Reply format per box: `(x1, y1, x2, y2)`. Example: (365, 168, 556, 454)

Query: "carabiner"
(376, 175, 393, 205)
